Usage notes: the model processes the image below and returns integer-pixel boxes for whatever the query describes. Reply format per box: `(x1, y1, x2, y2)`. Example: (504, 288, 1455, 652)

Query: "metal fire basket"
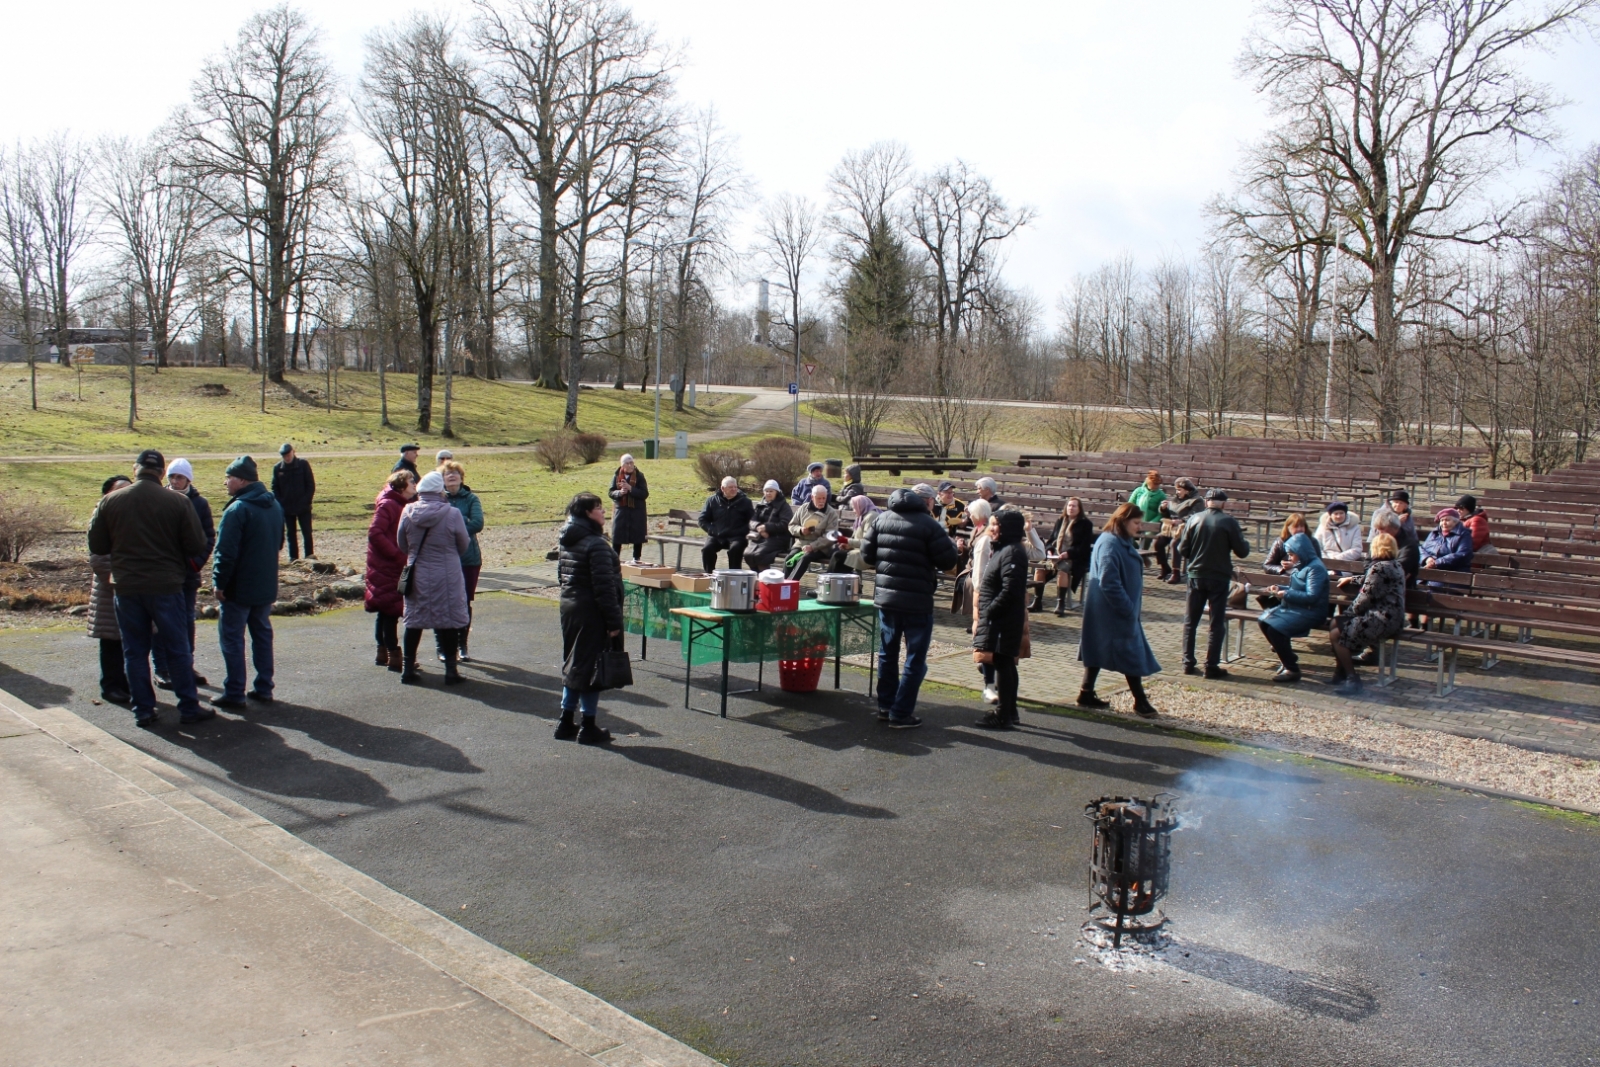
(1084, 794, 1178, 948)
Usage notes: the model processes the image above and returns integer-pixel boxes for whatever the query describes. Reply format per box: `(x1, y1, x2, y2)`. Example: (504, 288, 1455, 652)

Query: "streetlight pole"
(652, 249, 663, 457)
(1322, 228, 1339, 441)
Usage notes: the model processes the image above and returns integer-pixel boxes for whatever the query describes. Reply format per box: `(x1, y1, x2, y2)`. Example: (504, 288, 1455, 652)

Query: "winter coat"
(1460, 510, 1491, 551)
(557, 515, 624, 691)
(837, 481, 867, 505)
(1078, 531, 1161, 677)
(608, 466, 650, 544)
(182, 486, 216, 591)
(791, 474, 832, 507)
(396, 493, 471, 631)
(963, 528, 997, 623)
(1158, 493, 1203, 535)
(87, 474, 206, 597)
(365, 485, 410, 616)
(1176, 507, 1251, 582)
(699, 490, 755, 543)
(1421, 523, 1473, 573)
(87, 552, 120, 641)
(750, 496, 794, 553)
(788, 501, 840, 551)
(1316, 512, 1365, 563)
(271, 457, 316, 516)
(1342, 559, 1407, 647)
(1263, 536, 1292, 574)
(447, 485, 485, 568)
(1259, 533, 1330, 638)
(392, 457, 419, 477)
(1049, 514, 1095, 574)
(974, 540, 1030, 658)
(861, 489, 960, 616)
(1369, 504, 1416, 543)
(934, 498, 968, 534)
(1130, 483, 1167, 523)
(1393, 522, 1421, 582)
(211, 480, 286, 607)
(843, 511, 878, 571)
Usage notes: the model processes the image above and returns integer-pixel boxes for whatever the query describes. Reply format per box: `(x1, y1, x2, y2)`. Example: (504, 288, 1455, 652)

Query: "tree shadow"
(160, 714, 396, 808)
(613, 745, 897, 819)
(265, 700, 480, 774)
(0, 660, 75, 710)
(1168, 942, 1379, 1022)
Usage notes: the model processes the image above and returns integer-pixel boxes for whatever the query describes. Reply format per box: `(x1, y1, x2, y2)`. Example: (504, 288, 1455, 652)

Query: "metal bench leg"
(1376, 637, 1397, 688)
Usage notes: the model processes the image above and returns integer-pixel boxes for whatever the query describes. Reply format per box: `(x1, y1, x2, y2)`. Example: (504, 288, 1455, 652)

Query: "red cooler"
(756, 578, 800, 612)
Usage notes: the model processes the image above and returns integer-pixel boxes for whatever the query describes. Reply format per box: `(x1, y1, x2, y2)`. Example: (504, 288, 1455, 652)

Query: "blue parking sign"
(787, 382, 799, 395)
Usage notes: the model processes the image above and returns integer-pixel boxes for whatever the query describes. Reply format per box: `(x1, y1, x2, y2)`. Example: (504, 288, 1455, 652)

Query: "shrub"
(533, 434, 577, 473)
(572, 432, 609, 465)
(694, 449, 752, 489)
(749, 436, 813, 495)
(0, 494, 66, 563)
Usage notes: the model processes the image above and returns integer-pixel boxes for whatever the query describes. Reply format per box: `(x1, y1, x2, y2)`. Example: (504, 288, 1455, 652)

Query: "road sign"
(787, 382, 799, 395)
(803, 362, 817, 376)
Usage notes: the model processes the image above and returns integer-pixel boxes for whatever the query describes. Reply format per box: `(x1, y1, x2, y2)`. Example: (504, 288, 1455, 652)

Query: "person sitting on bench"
(790, 462, 831, 507)
(1256, 532, 1329, 685)
(1420, 507, 1473, 585)
(1330, 532, 1406, 694)
(698, 476, 754, 571)
(1153, 477, 1202, 583)
(786, 483, 840, 581)
(1315, 501, 1365, 571)
(1455, 495, 1494, 554)
(743, 479, 793, 573)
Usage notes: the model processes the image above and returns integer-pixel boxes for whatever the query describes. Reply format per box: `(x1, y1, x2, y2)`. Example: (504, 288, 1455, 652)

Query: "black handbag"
(398, 527, 431, 595)
(591, 637, 634, 690)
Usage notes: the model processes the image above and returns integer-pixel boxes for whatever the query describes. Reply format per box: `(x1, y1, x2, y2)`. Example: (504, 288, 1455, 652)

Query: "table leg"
(720, 625, 730, 718)
(833, 611, 843, 689)
(641, 590, 650, 661)
(683, 618, 694, 708)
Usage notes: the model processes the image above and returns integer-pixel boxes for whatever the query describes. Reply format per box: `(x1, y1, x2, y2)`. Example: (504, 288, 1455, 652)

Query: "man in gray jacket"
(1175, 488, 1250, 679)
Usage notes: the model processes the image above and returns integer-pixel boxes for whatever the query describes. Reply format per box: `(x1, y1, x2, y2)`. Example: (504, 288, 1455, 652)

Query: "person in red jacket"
(365, 470, 417, 670)
(1455, 494, 1493, 553)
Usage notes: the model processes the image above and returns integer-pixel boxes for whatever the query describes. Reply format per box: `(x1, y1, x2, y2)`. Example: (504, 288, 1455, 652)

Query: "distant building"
(29, 327, 154, 365)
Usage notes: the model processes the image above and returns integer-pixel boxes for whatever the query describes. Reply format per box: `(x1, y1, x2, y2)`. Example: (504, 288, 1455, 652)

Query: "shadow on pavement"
(264, 700, 482, 774)
(160, 714, 398, 808)
(1170, 942, 1379, 1022)
(614, 744, 897, 819)
(0, 661, 75, 710)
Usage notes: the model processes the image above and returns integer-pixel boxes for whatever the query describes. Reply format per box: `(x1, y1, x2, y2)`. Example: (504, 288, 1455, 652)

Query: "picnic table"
(622, 581, 712, 660)
(669, 600, 879, 717)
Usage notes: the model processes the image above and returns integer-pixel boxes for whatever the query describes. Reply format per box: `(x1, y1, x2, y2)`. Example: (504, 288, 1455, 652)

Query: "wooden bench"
(1400, 629, 1600, 695)
(654, 509, 706, 569)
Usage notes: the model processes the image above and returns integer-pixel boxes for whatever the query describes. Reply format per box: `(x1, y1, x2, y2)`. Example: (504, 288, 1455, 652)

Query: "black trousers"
(1183, 577, 1230, 670)
(701, 536, 745, 572)
(284, 512, 314, 559)
(374, 612, 400, 649)
(993, 652, 1019, 722)
(612, 534, 644, 561)
(1082, 666, 1149, 703)
(786, 544, 832, 581)
(404, 626, 458, 661)
(743, 538, 788, 573)
(100, 639, 128, 694)
(1259, 621, 1299, 670)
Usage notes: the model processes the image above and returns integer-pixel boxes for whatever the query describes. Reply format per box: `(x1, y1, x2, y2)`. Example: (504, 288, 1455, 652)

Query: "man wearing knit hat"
(152, 458, 215, 690)
(272, 442, 316, 560)
(87, 449, 208, 727)
(211, 456, 285, 709)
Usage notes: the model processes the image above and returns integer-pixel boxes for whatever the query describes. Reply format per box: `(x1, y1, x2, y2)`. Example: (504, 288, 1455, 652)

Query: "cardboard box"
(621, 561, 674, 579)
(671, 572, 712, 592)
(629, 575, 675, 588)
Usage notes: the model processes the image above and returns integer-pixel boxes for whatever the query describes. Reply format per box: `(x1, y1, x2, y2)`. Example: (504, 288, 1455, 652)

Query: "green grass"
(0, 364, 744, 456)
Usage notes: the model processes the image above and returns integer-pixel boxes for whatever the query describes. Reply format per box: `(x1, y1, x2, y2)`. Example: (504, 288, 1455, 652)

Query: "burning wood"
(1085, 794, 1178, 948)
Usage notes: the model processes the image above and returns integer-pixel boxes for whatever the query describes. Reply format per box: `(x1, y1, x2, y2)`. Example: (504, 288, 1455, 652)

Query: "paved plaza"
(2, 594, 1597, 1066)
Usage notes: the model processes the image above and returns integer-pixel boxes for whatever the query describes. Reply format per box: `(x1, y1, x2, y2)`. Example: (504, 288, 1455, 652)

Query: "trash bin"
(643, 438, 658, 460)
(824, 459, 844, 480)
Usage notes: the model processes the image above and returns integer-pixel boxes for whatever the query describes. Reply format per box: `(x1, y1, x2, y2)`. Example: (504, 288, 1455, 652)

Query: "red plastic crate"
(756, 579, 800, 612)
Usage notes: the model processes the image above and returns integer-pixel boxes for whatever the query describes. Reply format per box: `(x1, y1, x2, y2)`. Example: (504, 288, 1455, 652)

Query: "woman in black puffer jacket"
(973, 509, 1030, 730)
(556, 492, 624, 745)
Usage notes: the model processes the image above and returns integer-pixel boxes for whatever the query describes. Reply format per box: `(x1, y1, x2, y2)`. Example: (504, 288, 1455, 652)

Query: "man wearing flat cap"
(87, 449, 208, 727)
(271, 442, 316, 560)
(393, 444, 421, 478)
(1175, 487, 1250, 679)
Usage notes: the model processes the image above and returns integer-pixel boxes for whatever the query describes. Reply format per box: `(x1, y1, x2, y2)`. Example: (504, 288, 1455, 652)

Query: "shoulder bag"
(398, 526, 431, 595)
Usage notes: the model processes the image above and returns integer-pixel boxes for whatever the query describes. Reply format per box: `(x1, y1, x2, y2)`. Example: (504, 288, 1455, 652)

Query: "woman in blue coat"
(1077, 502, 1161, 718)
(1256, 531, 1329, 684)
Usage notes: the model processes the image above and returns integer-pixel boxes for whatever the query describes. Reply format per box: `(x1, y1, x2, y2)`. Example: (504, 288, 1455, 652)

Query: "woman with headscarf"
(832, 493, 879, 572)
(1047, 497, 1094, 616)
(89, 474, 134, 703)
(973, 509, 1031, 730)
(607, 453, 650, 562)
(395, 470, 471, 684)
(555, 492, 624, 745)
(1256, 531, 1330, 684)
(1076, 502, 1162, 718)
(365, 469, 416, 671)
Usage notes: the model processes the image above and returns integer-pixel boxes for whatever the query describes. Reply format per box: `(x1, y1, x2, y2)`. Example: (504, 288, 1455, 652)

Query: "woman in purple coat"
(396, 471, 471, 684)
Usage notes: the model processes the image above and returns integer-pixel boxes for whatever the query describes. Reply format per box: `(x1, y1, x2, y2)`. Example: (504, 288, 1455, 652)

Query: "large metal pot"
(710, 569, 757, 612)
(816, 572, 861, 605)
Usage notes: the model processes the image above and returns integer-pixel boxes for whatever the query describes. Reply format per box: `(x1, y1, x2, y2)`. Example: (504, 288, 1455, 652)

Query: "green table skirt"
(675, 599, 879, 666)
(622, 583, 711, 643)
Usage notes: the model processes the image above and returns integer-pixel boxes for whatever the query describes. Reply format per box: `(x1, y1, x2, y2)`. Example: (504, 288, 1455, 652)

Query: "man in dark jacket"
(699, 476, 755, 571)
(393, 444, 421, 478)
(87, 449, 208, 727)
(1175, 488, 1251, 678)
(271, 442, 316, 560)
(1154, 477, 1203, 583)
(153, 458, 214, 689)
(211, 456, 286, 709)
(861, 487, 960, 729)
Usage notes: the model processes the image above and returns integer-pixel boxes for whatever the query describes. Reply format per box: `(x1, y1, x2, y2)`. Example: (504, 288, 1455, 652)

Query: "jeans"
(1183, 576, 1231, 670)
(561, 686, 599, 718)
(876, 609, 934, 719)
(219, 600, 274, 700)
(151, 582, 199, 680)
(116, 592, 201, 718)
(284, 512, 314, 559)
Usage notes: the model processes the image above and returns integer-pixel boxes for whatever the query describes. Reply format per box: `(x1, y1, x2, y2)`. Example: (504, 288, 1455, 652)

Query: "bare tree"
(0, 146, 44, 409)
(26, 135, 94, 381)
(756, 192, 822, 435)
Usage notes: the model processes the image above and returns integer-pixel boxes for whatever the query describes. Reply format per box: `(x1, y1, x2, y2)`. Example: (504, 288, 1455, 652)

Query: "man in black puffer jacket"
(556, 492, 625, 745)
(698, 477, 755, 571)
(862, 487, 959, 729)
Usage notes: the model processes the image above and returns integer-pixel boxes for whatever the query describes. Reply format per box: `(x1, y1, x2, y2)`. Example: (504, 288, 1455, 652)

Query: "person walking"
(271, 443, 316, 560)
(89, 475, 133, 705)
(698, 476, 755, 571)
(396, 471, 471, 685)
(209, 456, 284, 709)
(441, 460, 484, 661)
(1175, 488, 1250, 679)
(743, 480, 794, 573)
(785, 483, 841, 581)
(365, 470, 416, 671)
(393, 444, 421, 478)
(1256, 532, 1329, 685)
(152, 458, 214, 690)
(608, 453, 650, 561)
(555, 492, 624, 745)
(1154, 477, 1202, 582)
(973, 509, 1031, 730)
(861, 487, 960, 729)
(1047, 497, 1094, 615)
(1076, 503, 1161, 718)
(86, 449, 208, 728)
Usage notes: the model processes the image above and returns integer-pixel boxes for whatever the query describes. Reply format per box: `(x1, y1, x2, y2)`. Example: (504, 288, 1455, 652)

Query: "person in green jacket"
(210, 456, 285, 709)
(441, 460, 485, 662)
(1129, 470, 1167, 522)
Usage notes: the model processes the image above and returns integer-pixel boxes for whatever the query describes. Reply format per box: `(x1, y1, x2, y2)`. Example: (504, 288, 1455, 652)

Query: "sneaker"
(101, 689, 131, 705)
(1204, 667, 1230, 680)
(1076, 691, 1111, 710)
(247, 690, 275, 704)
(982, 685, 1000, 705)
(180, 707, 216, 725)
(458, 650, 471, 663)
(886, 715, 922, 730)
(155, 676, 174, 691)
(1272, 670, 1302, 684)
(876, 707, 891, 721)
(577, 721, 613, 745)
(974, 712, 1014, 731)
(134, 712, 159, 729)
(210, 695, 248, 709)
(553, 718, 579, 741)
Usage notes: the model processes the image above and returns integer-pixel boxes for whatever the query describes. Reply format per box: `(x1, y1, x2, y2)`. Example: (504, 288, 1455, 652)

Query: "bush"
(0, 493, 66, 563)
(572, 432, 609, 465)
(695, 449, 752, 489)
(533, 434, 577, 473)
(749, 436, 813, 495)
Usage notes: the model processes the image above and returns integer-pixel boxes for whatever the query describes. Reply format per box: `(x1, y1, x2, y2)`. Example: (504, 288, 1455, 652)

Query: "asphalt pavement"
(2, 595, 1596, 1067)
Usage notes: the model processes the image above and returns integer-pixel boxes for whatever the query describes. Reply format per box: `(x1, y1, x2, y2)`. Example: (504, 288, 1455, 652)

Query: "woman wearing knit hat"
(395, 470, 471, 684)
(744, 479, 794, 573)
(152, 458, 214, 690)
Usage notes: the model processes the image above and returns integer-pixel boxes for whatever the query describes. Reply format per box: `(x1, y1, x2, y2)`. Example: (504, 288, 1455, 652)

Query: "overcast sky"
(5, 0, 1597, 320)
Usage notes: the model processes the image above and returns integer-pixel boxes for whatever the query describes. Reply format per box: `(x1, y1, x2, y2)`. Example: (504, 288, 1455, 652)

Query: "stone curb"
(0, 685, 722, 1067)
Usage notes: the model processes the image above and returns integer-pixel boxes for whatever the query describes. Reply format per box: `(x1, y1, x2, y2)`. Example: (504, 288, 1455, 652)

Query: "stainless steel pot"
(816, 572, 861, 605)
(710, 569, 758, 612)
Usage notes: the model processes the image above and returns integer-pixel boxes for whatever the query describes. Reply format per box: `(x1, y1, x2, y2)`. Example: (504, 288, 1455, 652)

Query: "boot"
(1132, 697, 1160, 719)
(376, 645, 389, 667)
(1028, 585, 1045, 612)
(577, 719, 613, 745)
(1054, 591, 1068, 617)
(553, 709, 579, 741)
(387, 647, 403, 672)
(444, 655, 465, 685)
(1077, 689, 1111, 710)
(400, 652, 421, 685)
